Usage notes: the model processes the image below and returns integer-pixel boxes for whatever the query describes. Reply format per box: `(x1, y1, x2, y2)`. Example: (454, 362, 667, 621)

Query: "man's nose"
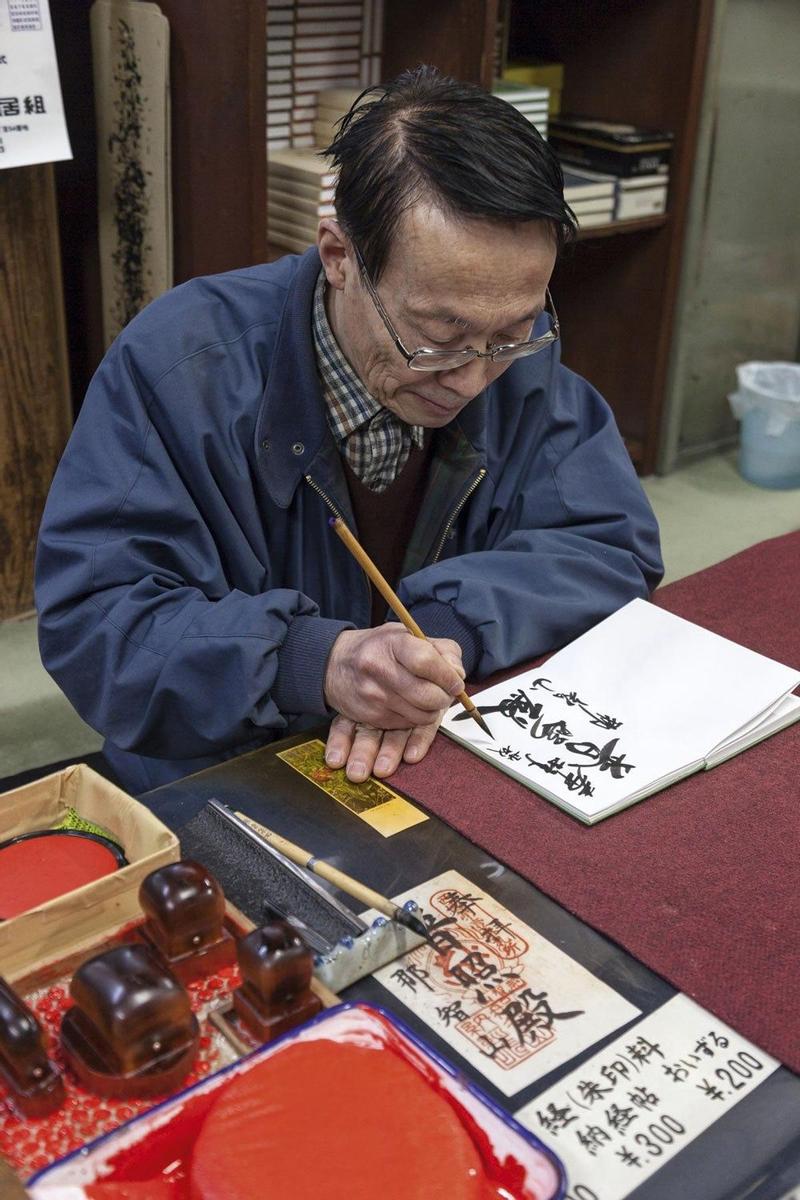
(436, 353, 493, 399)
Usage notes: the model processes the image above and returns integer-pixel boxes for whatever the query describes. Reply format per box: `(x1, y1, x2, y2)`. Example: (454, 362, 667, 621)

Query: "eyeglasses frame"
(352, 245, 559, 372)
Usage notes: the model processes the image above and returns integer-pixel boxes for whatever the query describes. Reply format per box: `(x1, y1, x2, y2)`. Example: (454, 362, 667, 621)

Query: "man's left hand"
(324, 714, 442, 783)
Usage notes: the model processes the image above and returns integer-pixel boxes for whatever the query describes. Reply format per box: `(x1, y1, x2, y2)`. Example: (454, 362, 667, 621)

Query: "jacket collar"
(256, 248, 333, 510)
(255, 246, 489, 511)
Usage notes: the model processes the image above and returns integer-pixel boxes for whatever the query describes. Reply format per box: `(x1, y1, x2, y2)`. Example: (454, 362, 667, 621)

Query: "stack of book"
(492, 80, 549, 140)
(549, 115, 673, 177)
(267, 148, 337, 254)
(502, 60, 564, 117)
(266, 0, 383, 153)
(312, 85, 363, 147)
(611, 172, 669, 220)
(562, 167, 615, 230)
(551, 116, 671, 225)
(564, 165, 669, 225)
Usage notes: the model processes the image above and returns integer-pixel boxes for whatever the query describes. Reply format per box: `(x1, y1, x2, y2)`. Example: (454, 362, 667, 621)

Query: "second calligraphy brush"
(207, 800, 430, 941)
(329, 517, 493, 739)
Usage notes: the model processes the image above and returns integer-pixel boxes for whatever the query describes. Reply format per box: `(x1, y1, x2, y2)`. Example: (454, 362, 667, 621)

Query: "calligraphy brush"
(208, 800, 430, 940)
(329, 517, 493, 739)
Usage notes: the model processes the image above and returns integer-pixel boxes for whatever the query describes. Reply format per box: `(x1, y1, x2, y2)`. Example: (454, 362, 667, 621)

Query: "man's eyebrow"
(406, 304, 543, 329)
(405, 306, 472, 329)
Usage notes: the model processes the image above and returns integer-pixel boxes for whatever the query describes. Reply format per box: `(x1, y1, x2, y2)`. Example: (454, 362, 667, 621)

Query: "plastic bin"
(729, 362, 800, 489)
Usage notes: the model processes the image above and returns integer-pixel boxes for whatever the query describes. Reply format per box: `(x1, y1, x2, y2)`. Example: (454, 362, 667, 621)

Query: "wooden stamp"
(139, 860, 235, 982)
(233, 920, 322, 1043)
(0, 977, 65, 1118)
(60, 943, 199, 1098)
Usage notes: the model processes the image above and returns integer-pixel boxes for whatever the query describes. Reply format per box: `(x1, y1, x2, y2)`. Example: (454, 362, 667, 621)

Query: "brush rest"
(0, 977, 65, 1117)
(60, 943, 199, 1098)
(233, 919, 322, 1042)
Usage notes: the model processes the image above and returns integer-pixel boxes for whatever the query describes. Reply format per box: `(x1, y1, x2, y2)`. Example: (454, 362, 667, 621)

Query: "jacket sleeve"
(35, 338, 348, 760)
(401, 362, 664, 677)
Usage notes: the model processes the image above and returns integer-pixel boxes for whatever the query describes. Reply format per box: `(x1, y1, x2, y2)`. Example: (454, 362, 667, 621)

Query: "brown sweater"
(341, 436, 435, 626)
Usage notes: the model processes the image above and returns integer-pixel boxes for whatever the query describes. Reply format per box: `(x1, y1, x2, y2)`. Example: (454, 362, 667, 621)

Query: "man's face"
(326, 204, 557, 428)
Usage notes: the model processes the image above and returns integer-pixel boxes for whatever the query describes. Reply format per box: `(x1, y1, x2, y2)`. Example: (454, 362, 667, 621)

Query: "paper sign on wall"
(0, 0, 71, 168)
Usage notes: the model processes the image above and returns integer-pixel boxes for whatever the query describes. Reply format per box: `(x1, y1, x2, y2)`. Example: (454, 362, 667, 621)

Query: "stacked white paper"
(312, 85, 364, 147)
(562, 167, 615, 230)
(267, 148, 337, 253)
(492, 80, 550, 140)
(267, 0, 382, 153)
(566, 164, 669, 224)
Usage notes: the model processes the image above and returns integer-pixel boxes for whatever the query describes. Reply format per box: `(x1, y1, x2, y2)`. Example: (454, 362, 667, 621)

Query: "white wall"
(660, 0, 800, 470)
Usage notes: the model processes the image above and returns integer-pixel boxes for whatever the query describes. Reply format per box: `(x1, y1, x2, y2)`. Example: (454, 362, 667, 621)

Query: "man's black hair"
(323, 65, 577, 281)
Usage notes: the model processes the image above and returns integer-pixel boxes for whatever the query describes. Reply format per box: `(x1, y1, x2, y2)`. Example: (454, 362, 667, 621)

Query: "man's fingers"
(431, 637, 467, 677)
(394, 634, 465, 697)
(324, 713, 356, 768)
(372, 728, 412, 778)
(403, 718, 442, 765)
(375, 661, 458, 723)
(344, 724, 385, 783)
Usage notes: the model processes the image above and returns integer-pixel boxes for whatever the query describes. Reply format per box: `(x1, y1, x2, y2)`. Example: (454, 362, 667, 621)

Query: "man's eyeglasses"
(353, 245, 559, 373)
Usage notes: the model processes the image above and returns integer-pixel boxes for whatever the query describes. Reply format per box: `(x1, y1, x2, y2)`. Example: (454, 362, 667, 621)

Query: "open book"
(441, 599, 800, 825)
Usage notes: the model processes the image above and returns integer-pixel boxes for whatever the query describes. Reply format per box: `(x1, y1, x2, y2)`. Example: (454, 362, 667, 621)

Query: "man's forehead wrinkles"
(405, 304, 472, 328)
(405, 301, 544, 329)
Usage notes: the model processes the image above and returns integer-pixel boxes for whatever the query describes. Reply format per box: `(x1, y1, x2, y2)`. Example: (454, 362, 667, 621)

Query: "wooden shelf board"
(577, 215, 669, 241)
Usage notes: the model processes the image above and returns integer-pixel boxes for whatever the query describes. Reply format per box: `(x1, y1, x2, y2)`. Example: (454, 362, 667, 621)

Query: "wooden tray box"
(0, 763, 179, 981)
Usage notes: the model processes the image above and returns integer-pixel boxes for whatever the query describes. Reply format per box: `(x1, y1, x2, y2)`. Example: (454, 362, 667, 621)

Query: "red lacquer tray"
(0, 908, 337, 1182)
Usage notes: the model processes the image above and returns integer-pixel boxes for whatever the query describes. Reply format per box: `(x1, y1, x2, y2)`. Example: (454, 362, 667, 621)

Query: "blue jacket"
(35, 248, 663, 792)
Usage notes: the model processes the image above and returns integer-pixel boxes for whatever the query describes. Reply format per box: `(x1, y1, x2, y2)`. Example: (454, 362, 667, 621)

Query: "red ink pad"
(0, 830, 126, 919)
(190, 1040, 486, 1200)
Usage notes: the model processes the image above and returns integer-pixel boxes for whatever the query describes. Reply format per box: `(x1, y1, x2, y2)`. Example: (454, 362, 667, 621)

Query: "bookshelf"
(381, 0, 714, 473)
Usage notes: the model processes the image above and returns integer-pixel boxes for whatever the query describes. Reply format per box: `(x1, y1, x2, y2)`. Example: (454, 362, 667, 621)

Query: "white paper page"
(707, 690, 800, 755)
(369, 870, 640, 1097)
(515, 993, 779, 1200)
(442, 599, 799, 821)
(706, 691, 800, 768)
(0, 0, 72, 168)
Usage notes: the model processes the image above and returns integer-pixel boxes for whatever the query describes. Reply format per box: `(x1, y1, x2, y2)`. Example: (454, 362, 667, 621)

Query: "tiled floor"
(0, 450, 797, 778)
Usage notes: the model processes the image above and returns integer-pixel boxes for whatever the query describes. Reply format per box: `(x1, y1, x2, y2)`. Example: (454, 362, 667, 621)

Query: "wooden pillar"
(0, 165, 71, 618)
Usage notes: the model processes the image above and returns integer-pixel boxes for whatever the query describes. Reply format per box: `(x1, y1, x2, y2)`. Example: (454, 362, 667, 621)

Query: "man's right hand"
(323, 625, 465, 730)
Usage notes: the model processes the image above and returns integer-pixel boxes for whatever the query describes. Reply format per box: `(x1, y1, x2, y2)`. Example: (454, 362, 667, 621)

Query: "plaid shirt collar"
(312, 269, 424, 492)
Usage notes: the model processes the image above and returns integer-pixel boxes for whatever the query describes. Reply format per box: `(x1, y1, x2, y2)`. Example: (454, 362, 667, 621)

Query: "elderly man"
(35, 67, 662, 794)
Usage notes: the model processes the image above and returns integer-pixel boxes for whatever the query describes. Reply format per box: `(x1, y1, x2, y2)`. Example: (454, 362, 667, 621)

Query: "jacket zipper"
(304, 474, 347, 523)
(431, 468, 487, 564)
(308, 466, 487, 572)
(305, 474, 373, 613)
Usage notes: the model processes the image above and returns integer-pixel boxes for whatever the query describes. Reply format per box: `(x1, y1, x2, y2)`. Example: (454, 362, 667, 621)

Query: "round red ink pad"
(0, 830, 127, 919)
(190, 1039, 486, 1200)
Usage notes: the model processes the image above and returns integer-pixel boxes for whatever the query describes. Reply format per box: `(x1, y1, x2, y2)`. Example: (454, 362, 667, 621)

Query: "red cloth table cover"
(391, 531, 800, 1072)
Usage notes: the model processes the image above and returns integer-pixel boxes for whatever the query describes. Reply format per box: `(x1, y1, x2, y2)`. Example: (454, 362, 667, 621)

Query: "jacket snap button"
(261, 438, 270, 450)
(291, 442, 305, 455)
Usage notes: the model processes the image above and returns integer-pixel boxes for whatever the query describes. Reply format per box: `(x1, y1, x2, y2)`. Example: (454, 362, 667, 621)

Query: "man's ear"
(317, 219, 351, 292)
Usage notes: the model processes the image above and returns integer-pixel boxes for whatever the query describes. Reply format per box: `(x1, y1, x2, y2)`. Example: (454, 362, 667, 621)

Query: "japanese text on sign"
(516, 993, 779, 1200)
(372, 870, 639, 1096)
(0, 0, 71, 167)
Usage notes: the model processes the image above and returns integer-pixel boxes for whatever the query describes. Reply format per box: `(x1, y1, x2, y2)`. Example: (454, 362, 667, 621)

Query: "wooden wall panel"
(156, 0, 268, 283)
(0, 166, 71, 618)
(51, 0, 103, 415)
(382, 0, 499, 89)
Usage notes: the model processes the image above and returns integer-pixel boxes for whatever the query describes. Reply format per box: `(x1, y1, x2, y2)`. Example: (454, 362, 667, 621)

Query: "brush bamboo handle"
(330, 517, 481, 719)
(242, 817, 398, 922)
